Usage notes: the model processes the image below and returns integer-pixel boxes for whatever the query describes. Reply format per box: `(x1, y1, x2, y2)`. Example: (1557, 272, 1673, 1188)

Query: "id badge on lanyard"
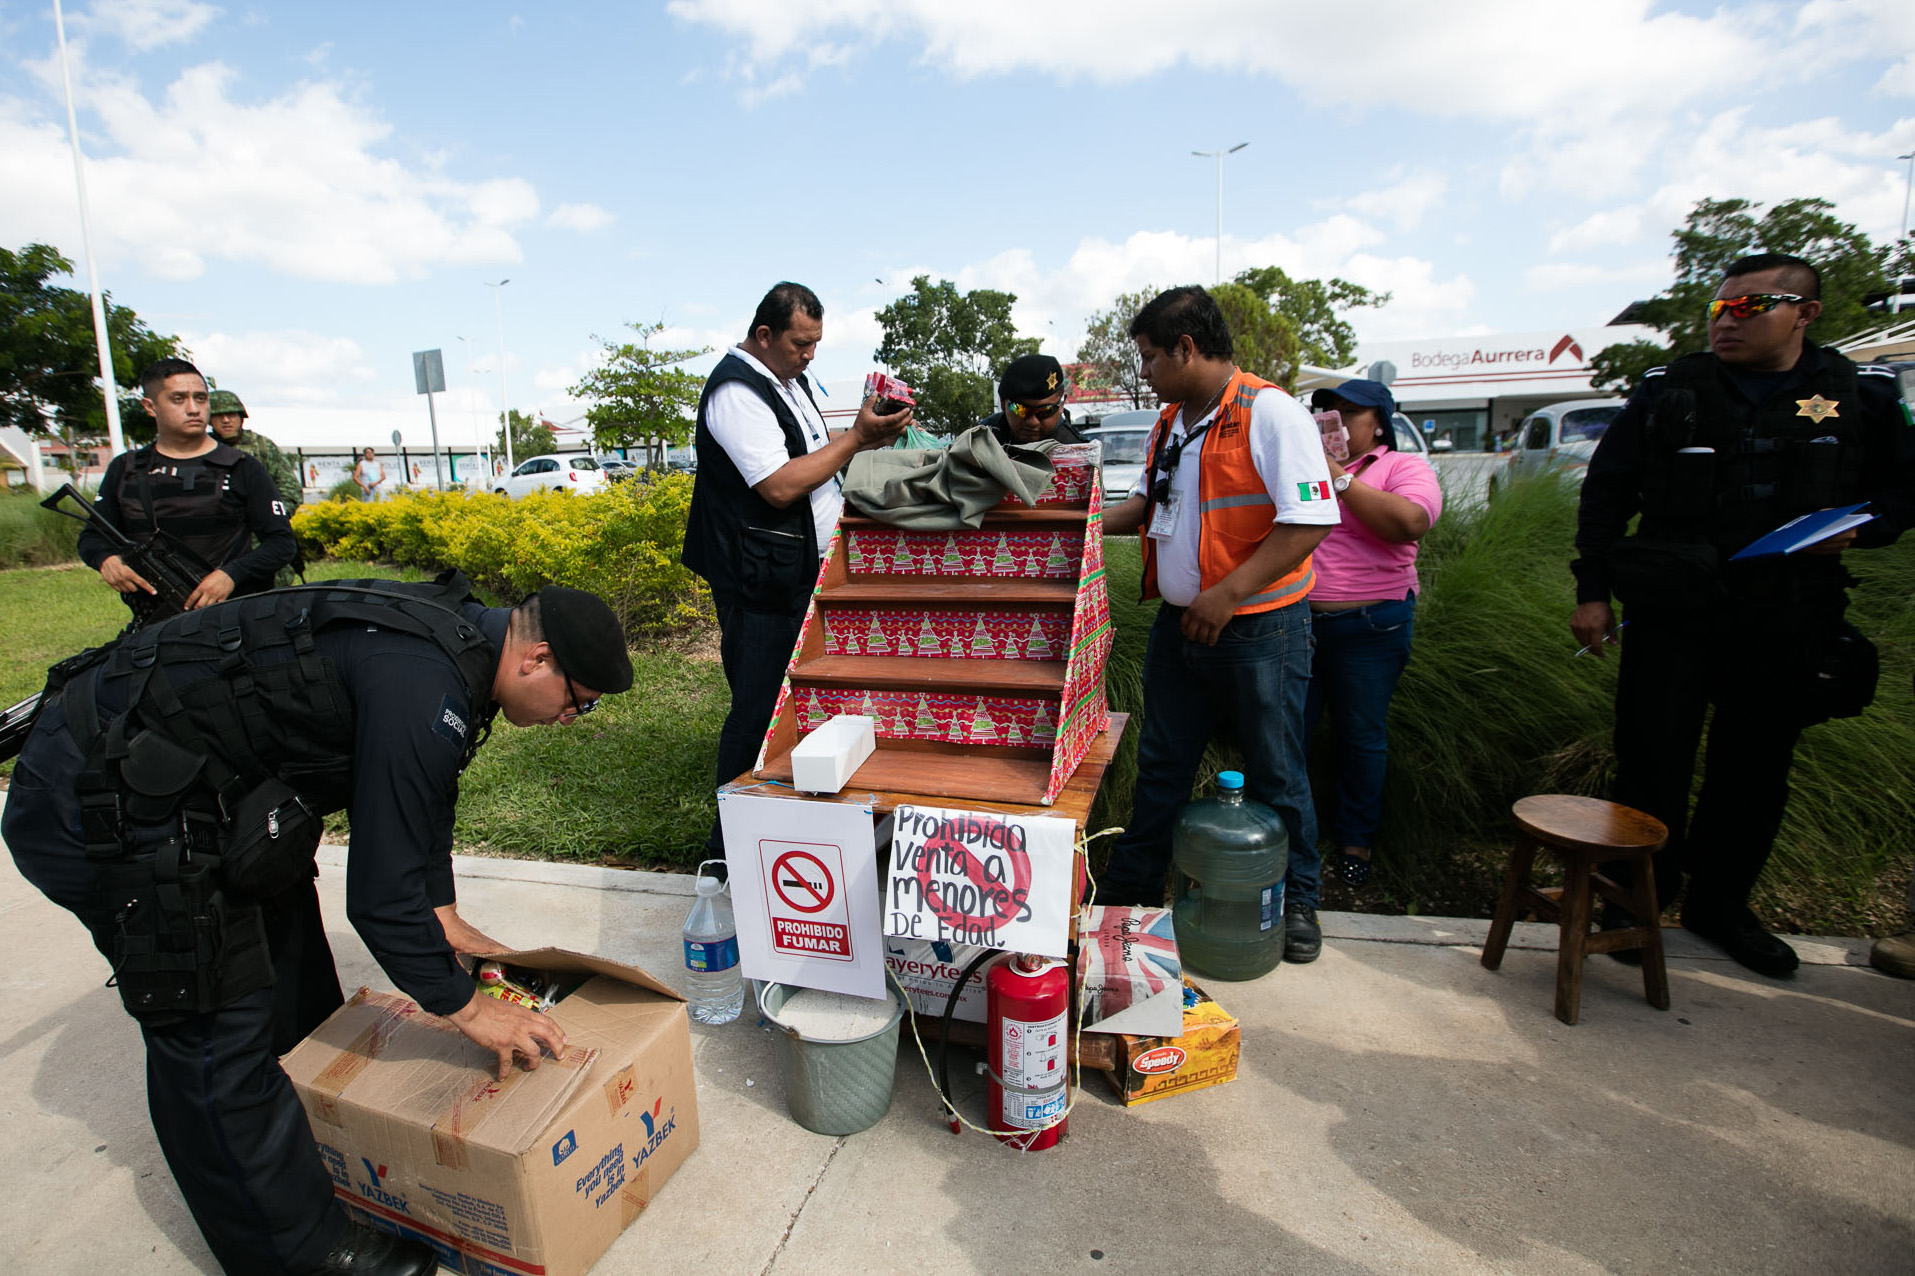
(1148, 495, 1178, 540)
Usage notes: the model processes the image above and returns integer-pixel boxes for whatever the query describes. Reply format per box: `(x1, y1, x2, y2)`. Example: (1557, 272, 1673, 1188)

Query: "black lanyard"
(1147, 419, 1214, 505)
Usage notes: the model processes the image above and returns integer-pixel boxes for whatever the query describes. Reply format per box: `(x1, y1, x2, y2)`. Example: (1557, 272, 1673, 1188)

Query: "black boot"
(306, 1221, 438, 1275)
(1681, 902, 1799, 978)
(1283, 902, 1322, 964)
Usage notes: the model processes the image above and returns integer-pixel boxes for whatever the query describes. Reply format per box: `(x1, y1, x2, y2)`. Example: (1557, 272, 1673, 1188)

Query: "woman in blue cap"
(1305, 379, 1443, 888)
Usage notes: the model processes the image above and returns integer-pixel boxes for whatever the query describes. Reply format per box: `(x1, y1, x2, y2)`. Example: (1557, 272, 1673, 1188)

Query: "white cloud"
(1522, 260, 1668, 293)
(1341, 170, 1449, 232)
(0, 53, 538, 284)
(546, 201, 616, 232)
(668, 0, 1778, 123)
(77, 0, 220, 52)
(183, 328, 379, 407)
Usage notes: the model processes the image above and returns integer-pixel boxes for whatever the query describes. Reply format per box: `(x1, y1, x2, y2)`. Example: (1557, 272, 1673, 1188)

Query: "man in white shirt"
(682, 282, 911, 859)
(1100, 286, 1339, 964)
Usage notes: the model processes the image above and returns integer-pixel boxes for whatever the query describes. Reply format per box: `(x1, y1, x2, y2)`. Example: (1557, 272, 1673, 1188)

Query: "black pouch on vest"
(1781, 439, 1866, 513)
(736, 523, 809, 609)
(119, 729, 207, 824)
(1605, 538, 1725, 615)
(221, 777, 323, 899)
(101, 846, 272, 1021)
(1796, 621, 1878, 726)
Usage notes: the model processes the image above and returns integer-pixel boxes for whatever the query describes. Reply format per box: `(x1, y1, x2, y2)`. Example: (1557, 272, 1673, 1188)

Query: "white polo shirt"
(1128, 384, 1340, 607)
(704, 345, 839, 554)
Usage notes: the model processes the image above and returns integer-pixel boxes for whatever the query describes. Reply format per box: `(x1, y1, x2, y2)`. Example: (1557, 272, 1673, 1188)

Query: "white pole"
(1896, 151, 1914, 316)
(51, 0, 125, 461)
(486, 279, 512, 471)
(1191, 143, 1248, 287)
(457, 335, 486, 487)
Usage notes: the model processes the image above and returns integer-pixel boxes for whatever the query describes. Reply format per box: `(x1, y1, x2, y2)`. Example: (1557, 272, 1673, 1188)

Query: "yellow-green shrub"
(292, 478, 706, 633)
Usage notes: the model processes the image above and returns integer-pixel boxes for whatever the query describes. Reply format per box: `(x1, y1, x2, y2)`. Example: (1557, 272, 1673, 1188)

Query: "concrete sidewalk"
(3, 824, 1911, 1275)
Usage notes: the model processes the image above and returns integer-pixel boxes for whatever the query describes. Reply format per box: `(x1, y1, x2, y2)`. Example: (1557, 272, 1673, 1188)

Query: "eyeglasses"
(1005, 398, 1064, 422)
(1707, 293, 1806, 321)
(562, 670, 599, 719)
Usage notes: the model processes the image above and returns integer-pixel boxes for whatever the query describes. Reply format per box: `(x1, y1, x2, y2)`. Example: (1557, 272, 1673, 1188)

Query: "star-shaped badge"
(1796, 394, 1840, 423)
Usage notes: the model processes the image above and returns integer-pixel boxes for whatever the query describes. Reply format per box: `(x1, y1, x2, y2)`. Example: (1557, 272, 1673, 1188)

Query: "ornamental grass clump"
(0, 487, 81, 568)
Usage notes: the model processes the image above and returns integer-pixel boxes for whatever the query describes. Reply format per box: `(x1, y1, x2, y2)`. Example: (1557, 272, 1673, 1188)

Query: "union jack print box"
(1076, 905, 1185, 1037)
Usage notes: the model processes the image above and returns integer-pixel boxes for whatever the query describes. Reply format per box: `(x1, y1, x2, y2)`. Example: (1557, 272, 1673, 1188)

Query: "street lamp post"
(1896, 151, 1914, 315)
(455, 335, 487, 486)
(1191, 142, 1249, 286)
(485, 279, 513, 472)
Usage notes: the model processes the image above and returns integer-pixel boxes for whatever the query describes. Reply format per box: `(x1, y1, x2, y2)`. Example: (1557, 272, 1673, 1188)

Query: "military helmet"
(208, 389, 247, 418)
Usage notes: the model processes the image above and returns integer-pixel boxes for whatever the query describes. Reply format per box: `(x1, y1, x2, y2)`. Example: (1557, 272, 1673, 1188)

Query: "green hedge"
(293, 479, 705, 633)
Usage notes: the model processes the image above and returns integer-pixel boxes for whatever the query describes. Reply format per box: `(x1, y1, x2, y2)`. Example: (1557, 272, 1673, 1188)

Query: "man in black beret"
(985, 353, 1089, 447)
(4, 575, 631, 1275)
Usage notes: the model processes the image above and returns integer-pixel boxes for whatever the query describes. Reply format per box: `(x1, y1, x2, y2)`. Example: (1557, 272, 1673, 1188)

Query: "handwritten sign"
(721, 793, 884, 998)
(884, 804, 1074, 959)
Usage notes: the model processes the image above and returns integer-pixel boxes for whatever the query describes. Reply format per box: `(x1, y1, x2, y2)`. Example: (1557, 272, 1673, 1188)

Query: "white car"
(1087, 424, 1154, 501)
(495, 453, 607, 498)
(1508, 398, 1626, 480)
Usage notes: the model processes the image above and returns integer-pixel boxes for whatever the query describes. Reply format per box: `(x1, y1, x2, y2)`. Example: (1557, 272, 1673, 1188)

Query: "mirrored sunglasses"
(1707, 293, 1806, 321)
(1005, 398, 1064, 422)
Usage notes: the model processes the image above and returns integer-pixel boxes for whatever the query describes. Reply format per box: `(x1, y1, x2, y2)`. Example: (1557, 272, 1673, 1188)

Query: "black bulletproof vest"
(63, 572, 498, 843)
(1642, 349, 1867, 554)
(681, 353, 820, 608)
(114, 443, 255, 576)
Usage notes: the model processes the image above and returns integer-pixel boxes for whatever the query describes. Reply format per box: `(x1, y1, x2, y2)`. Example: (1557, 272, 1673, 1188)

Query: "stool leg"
(1632, 853, 1671, 1011)
(1555, 853, 1593, 1026)
(1482, 836, 1538, 971)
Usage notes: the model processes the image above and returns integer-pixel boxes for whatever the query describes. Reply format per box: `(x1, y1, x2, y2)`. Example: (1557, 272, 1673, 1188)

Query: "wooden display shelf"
(818, 578, 1078, 606)
(840, 506, 1089, 527)
(734, 714, 1127, 830)
(757, 742, 1055, 806)
(788, 655, 1066, 694)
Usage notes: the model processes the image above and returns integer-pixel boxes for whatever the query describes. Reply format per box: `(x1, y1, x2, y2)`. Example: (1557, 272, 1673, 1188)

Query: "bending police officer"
(2, 576, 634, 1275)
(1571, 252, 1915, 976)
(81, 358, 296, 624)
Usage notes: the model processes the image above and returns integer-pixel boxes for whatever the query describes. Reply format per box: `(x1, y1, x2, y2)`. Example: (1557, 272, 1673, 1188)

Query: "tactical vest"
(113, 442, 258, 577)
(56, 572, 498, 1021)
(1640, 350, 1868, 555)
(1139, 370, 1316, 614)
(682, 353, 822, 610)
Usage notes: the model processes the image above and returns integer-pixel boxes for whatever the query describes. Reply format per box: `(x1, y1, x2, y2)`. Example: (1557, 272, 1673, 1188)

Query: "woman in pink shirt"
(1305, 380, 1444, 888)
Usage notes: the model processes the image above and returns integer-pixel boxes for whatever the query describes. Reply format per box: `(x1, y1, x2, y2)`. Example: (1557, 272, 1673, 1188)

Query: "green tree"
(0, 242, 183, 467)
(1074, 287, 1159, 407)
(1233, 265, 1388, 371)
(1210, 282, 1298, 388)
(494, 409, 555, 463)
(874, 276, 1040, 434)
(1590, 197, 1893, 394)
(568, 322, 709, 469)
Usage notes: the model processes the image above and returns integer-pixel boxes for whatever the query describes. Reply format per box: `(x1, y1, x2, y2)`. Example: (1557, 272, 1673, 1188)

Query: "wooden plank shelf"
(757, 743, 1055, 806)
(841, 506, 1089, 527)
(788, 655, 1066, 694)
(821, 578, 1079, 606)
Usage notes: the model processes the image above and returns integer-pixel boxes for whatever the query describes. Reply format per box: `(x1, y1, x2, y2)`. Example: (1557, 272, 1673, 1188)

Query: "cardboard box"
(283, 949, 697, 1276)
(1099, 979, 1240, 1107)
(883, 937, 990, 1022)
(1076, 905, 1184, 1037)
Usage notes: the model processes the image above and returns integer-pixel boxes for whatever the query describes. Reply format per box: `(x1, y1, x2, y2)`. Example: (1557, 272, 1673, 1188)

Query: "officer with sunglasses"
(1570, 252, 1915, 979)
(985, 353, 1089, 447)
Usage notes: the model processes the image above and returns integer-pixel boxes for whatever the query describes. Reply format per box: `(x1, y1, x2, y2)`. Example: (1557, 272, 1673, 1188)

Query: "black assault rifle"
(1, 486, 212, 764)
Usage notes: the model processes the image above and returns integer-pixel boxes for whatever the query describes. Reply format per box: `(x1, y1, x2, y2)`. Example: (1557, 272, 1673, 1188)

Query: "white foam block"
(790, 714, 877, 793)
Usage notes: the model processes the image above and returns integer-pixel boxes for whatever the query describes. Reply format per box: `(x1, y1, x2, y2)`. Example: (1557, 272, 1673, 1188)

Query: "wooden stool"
(1481, 795, 1670, 1025)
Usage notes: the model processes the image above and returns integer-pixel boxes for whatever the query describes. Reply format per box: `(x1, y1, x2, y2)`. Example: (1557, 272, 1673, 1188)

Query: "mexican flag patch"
(1298, 479, 1332, 501)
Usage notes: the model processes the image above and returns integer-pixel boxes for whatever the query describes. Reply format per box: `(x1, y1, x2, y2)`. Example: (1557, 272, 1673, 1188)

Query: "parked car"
(1087, 425, 1153, 501)
(1506, 398, 1626, 481)
(597, 458, 637, 481)
(495, 453, 608, 498)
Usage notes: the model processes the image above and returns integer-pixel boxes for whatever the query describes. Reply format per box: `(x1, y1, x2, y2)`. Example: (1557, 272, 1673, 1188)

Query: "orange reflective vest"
(1138, 369, 1315, 615)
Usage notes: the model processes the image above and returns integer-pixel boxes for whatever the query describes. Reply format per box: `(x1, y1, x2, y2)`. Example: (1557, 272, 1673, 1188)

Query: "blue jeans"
(1104, 601, 1320, 907)
(1304, 594, 1416, 850)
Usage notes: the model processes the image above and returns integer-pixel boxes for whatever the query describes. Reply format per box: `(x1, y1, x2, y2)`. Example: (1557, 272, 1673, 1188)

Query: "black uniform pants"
(704, 592, 810, 858)
(2, 692, 349, 1275)
(1611, 603, 1821, 916)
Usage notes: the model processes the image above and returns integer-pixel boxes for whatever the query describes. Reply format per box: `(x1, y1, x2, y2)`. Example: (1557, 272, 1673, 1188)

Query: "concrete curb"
(348, 845, 1878, 968)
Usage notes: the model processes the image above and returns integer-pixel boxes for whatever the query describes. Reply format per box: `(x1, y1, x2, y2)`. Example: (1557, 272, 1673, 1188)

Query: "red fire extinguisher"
(987, 953, 1070, 1150)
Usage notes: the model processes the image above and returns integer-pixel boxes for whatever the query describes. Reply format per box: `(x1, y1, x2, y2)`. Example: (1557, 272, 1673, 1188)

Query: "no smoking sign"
(759, 841, 854, 961)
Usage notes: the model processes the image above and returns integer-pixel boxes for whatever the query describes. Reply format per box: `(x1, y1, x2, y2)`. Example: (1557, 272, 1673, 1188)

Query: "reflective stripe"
(1198, 492, 1275, 512)
(1240, 568, 1314, 610)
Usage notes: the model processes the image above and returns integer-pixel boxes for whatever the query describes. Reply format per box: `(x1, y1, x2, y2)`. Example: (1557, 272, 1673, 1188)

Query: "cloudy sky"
(3, 0, 1912, 442)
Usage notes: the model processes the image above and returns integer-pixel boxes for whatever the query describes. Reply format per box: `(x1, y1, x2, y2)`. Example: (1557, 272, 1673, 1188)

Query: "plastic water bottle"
(1171, 771, 1288, 980)
(683, 860, 743, 1024)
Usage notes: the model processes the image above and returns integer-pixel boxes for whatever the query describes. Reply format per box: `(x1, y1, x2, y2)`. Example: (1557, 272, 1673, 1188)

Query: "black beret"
(537, 586, 633, 694)
(999, 353, 1066, 403)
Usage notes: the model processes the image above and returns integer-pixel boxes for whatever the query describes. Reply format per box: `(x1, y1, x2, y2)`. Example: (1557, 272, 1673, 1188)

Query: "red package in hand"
(863, 372, 916, 415)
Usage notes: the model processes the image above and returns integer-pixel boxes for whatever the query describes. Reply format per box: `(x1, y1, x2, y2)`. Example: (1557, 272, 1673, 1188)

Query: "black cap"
(1311, 378, 1397, 420)
(999, 353, 1066, 402)
(536, 587, 633, 694)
